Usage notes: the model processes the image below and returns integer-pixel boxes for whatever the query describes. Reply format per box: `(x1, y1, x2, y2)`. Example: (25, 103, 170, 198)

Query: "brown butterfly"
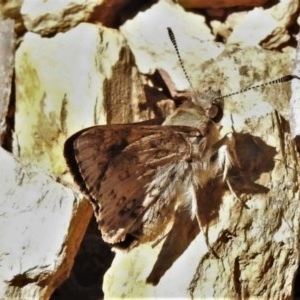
(64, 99, 233, 249)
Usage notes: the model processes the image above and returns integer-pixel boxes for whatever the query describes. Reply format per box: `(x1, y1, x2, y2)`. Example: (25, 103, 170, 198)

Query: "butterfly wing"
(64, 125, 148, 205)
(64, 124, 207, 246)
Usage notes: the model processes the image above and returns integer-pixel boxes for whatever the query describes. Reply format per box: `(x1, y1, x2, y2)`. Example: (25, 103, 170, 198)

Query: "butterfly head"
(193, 89, 224, 123)
(163, 89, 224, 133)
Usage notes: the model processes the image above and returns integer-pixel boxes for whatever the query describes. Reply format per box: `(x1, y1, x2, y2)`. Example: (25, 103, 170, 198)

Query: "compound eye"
(208, 104, 223, 123)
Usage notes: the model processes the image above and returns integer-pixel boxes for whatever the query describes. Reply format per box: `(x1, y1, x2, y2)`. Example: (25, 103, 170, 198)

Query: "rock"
(225, 8, 279, 46)
(0, 147, 92, 300)
(177, 0, 271, 8)
(0, 18, 15, 149)
(189, 93, 300, 299)
(89, 0, 148, 28)
(0, 0, 25, 34)
(21, 0, 100, 36)
(290, 38, 300, 142)
(212, 0, 299, 49)
(120, 0, 224, 90)
(262, 0, 299, 49)
(14, 22, 144, 176)
(195, 46, 295, 119)
(0, 0, 298, 298)
(51, 218, 114, 300)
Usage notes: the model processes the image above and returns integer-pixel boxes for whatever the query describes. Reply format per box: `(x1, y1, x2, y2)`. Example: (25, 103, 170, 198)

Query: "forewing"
(64, 124, 204, 245)
(64, 125, 152, 202)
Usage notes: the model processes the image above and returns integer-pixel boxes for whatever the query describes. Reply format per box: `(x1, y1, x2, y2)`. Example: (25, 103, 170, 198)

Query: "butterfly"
(64, 99, 234, 249)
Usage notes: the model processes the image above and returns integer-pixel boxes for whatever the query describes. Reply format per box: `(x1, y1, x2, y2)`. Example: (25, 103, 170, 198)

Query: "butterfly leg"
(212, 133, 236, 179)
(213, 133, 248, 208)
(188, 184, 219, 257)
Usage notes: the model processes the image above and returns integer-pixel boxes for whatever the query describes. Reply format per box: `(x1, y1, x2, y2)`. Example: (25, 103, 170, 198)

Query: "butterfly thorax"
(163, 101, 210, 131)
(163, 101, 221, 162)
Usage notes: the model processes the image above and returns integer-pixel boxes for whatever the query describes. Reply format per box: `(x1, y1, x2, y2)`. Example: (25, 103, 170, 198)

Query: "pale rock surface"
(195, 46, 295, 119)
(212, 0, 298, 49)
(120, 0, 224, 90)
(0, 0, 23, 17)
(21, 0, 100, 36)
(290, 37, 300, 140)
(226, 8, 279, 46)
(0, 147, 92, 300)
(0, 0, 24, 34)
(14, 22, 143, 176)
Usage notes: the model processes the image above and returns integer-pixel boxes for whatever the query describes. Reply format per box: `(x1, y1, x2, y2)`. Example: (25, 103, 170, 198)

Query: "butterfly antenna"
(167, 27, 300, 102)
(167, 27, 197, 95)
(213, 74, 300, 100)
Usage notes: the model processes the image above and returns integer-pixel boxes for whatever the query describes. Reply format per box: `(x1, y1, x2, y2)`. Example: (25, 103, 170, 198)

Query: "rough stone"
(120, 0, 224, 90)
(89, 0, 146, 28)
(14, 22, 143, 176)
(226, 8, 279, 46)
(1, 1, 298, 298)
(212, 0, 299, 49)
(0, 18, 15, 149)
(51, 218, 114, 300)
(21, 0, 100, 36)
(195, 46, 295, 119)
(0, 147, 92, 300)
(290, 35, 300, 150)
(177, 0, 271, 8)
(0, 0, 25, 34)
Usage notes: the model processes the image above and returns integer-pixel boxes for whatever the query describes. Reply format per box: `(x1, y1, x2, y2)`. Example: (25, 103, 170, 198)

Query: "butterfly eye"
(208, 104, 223, 123)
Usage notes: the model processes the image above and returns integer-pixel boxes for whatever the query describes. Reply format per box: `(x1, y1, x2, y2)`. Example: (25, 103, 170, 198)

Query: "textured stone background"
(0, 0, 300, 299)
